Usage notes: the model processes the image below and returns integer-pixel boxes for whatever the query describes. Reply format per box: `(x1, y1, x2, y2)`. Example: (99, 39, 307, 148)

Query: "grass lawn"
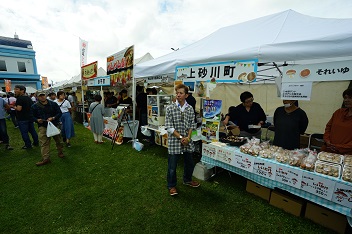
(0, 121, 334, 233)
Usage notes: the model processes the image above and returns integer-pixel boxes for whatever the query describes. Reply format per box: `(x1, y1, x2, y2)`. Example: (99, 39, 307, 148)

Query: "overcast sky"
(1, 0, 352, 84)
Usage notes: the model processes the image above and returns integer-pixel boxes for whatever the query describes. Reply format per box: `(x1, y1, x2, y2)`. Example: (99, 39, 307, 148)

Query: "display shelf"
(147, 95, 173, 129)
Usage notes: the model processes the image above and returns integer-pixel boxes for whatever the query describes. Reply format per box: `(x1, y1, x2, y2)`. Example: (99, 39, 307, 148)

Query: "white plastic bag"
(46, 121, 61, 137)
(133, 139, 144, 151)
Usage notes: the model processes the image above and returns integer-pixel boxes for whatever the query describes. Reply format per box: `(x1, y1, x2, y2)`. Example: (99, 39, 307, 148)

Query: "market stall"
(134, 9, 352, 134)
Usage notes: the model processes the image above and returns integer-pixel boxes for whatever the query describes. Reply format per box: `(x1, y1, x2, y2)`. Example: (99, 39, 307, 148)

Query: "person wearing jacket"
(31, 91, 63, 166)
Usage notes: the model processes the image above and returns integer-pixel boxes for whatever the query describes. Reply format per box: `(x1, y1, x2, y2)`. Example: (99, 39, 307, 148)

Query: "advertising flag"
(79, 38, 88, 67)
(4, 79, 11, 92)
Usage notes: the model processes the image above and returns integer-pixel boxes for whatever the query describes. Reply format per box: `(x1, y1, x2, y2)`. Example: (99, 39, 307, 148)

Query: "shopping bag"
(133, 139, 144, 151)
(46, 121, 61, 137)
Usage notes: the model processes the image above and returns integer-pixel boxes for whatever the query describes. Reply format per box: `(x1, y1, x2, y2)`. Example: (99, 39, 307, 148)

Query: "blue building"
(0, 34, 41, 92)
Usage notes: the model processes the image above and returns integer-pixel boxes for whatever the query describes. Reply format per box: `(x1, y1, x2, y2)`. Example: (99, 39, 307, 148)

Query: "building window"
(18, 61, 27, 72)
(0, 60, 7, 71)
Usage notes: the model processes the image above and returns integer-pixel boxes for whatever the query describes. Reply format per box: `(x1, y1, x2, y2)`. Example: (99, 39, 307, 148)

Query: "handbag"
(46, 121, 61, 137)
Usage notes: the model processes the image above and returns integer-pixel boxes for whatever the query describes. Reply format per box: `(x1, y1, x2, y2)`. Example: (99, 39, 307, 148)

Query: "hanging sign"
(107, 45, 134, 86)
(281, 82, 312, 100)
(87, 76, 111, 87)
(282, 60, 351, 83)
(81, 61, 98, 80)
(176, 59, 258, 83)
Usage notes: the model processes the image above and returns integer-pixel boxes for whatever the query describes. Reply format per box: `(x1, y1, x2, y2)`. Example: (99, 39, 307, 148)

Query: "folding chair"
(308, 133, 324, 151)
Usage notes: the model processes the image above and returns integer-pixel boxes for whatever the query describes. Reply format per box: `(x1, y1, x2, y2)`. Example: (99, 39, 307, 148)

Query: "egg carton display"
(342, 165, 352, 182)
(300, 150, 318, 171)
(317, 151, 344, 164)
(314, 160, 342, 178)
(343, 155, 352, 166)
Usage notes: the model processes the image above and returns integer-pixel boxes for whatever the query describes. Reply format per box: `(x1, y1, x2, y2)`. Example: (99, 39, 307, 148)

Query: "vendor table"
(201, 145, 352, 218)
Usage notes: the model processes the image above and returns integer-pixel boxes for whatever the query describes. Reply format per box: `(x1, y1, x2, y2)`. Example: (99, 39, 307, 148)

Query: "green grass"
(0, 121, 334, 233)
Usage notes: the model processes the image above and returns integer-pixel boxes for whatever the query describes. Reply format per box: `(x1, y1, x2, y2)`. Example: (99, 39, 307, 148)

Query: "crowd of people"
(0, 85, 76, 166)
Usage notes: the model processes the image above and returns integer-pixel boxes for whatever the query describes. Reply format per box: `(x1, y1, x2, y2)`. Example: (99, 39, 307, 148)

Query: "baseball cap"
(37, 90, 46, 96)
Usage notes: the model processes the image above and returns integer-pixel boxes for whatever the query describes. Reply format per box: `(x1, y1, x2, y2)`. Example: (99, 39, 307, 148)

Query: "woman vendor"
(223, 91, 266, 139)
(322, 88, 352, 154)
(273, 100, 308, 150)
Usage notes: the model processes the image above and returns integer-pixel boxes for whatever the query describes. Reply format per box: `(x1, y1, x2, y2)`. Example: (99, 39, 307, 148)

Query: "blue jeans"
(18, 120, 39, 147)
(167, 152, 195, 189)
(0, 119, 9, 144)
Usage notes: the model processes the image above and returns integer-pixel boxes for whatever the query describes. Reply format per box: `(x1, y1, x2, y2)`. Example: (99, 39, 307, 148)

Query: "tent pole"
(81, 77, 86, 123)
(132, 74, 136, 144)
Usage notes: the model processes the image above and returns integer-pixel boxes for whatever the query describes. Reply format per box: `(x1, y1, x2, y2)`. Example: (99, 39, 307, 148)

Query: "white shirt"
(167, 100, 189, 135)
(54, 99, 72, 113)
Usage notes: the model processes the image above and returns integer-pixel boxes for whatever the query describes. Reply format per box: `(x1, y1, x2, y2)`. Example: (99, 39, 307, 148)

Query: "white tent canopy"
(134, 9, 352, 78)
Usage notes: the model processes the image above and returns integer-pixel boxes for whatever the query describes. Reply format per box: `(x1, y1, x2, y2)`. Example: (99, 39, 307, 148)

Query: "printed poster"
(107, 45, 134, 86)
(282, 60, 352, 83)
(201, 99, 222, 142)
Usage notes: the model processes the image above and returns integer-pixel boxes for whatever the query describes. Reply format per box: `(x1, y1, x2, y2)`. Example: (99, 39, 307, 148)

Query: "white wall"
(0, 56, 34, 74)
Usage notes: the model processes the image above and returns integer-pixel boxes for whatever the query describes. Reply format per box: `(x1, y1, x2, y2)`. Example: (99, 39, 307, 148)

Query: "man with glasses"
(166, 84, 200, 196)
(223, 91, 266, 139)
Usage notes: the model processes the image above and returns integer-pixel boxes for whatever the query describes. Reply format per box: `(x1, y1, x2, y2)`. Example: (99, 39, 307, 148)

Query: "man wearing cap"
(13, 85, 39, 149)
(31, 91, 63, 166)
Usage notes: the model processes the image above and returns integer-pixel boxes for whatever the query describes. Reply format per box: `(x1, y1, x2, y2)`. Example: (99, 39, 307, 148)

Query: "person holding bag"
(31, 91, 63, 166)
(89, 95, 105, 144)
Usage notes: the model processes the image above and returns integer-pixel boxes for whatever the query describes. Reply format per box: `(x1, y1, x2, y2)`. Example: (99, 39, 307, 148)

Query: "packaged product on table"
(300, 150, 318, 171)
(317, 151, 344, 164)
(314, 160, 342, 178)
(342, 165, 352, 182)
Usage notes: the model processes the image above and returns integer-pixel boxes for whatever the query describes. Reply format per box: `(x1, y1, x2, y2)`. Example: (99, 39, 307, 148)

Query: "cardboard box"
(305, 202, 347, 234)
(269, 190, 305, 216)
(246, 180, 271, 201)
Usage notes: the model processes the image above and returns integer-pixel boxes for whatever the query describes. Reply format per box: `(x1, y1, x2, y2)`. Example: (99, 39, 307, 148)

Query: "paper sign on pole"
(281, 82, 312, 100)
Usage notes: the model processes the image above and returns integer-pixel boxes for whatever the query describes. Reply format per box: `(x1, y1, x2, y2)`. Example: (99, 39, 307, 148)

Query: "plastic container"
(342, 165, 352, 182)
(343, 155, 352, 166)
(317, 151, 344, 164)
(314, 160, 341, 178)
